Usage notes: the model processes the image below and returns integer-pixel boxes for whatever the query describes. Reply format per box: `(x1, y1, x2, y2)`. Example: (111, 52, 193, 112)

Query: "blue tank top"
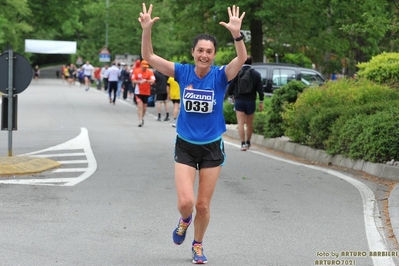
(174, 63, 228, 143)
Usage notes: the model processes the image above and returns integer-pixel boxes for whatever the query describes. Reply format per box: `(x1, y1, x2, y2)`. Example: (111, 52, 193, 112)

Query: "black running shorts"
(135, 94, 149, 104)
(174, 135, 225, 170)
(234, 99, 256, 115)
(155, 93, 168, 101)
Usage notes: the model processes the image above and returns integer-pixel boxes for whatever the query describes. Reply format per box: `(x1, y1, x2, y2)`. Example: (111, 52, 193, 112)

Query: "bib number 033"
(183, 88, 214, 114)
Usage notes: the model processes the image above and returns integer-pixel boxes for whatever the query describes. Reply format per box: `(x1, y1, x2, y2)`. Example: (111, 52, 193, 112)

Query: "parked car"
(251, 63, 326, 95)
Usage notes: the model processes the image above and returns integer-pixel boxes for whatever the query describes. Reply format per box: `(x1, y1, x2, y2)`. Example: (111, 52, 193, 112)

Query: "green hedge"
(326, 107, 399, 162)
(223, 100, 237, 124)
(282, 78, 399, 162)
(263, 80, 307, 138)
(223, 62, 399, 163)
(357, 52, 399, 87)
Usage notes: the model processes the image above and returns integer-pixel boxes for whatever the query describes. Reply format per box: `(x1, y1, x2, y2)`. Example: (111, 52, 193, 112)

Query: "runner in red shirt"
(94, 67, 102, 90)
(131, 60, 155, 127)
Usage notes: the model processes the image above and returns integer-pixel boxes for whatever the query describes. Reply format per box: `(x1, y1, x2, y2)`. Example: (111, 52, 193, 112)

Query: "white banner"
(25, 39, 77, 54)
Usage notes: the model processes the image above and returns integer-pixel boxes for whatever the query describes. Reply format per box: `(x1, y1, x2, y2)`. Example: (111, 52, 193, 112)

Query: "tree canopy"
(1, 0, 398, 76)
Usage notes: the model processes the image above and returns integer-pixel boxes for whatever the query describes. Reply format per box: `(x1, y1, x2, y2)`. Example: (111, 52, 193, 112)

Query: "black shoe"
(157, 117, 161, 121)
(246, 141, 251, 149)
(164, 117, 170, 121)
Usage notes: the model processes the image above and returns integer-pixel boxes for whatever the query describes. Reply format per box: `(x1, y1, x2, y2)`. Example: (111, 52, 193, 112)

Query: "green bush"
(224, 52, 399, 163)
(308, 101, 395, 150)
(282, 78, 399, 147)
(223, 100, 236, 124)
(357, 52, 399, 87)
(253, 112, 268, 135)
(307, 107, 343, 149)
(263, 80, 307, 138)
(326, 107, 399, 163)
(325, 101, 399, 154)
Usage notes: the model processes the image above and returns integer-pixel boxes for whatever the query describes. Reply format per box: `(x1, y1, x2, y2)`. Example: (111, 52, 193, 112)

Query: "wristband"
(234, 32, 244, 42)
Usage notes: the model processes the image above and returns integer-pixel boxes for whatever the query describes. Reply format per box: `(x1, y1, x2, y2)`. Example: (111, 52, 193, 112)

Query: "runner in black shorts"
(156, 93, 167, 101)
(139, 3, 247, 264)
(174, 136, 225, 170)
(154, 69, 170, 121)
(227, 55, 264, 151)
(135, 94, 149, 127)
(155, 93, 170, 121)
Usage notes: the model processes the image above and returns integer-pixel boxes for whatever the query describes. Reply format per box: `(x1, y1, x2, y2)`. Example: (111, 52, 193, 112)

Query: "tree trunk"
(250, 19, 264, 63)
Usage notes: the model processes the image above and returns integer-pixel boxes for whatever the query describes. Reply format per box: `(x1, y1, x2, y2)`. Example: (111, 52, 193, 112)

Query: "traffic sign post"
(0, 48, 32, 156)
(1, 94, 17, 131)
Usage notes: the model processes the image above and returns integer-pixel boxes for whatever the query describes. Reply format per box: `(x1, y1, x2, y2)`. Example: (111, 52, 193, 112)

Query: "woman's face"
(192, 40, 216, 68)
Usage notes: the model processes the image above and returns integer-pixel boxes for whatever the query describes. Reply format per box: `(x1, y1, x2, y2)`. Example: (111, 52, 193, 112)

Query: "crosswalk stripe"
(53, 168, 86, 173)
(0, 178, 76, 185)
(57, 160, 88, 164)
(29, 153, 85, 158)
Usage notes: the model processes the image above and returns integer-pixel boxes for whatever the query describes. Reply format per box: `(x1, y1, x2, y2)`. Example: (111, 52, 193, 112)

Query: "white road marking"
(224, 141, 395, 266)
(0, 128, 97, 187)
(30, 153, 86, 158)
(53, 168, 86, 173)
(0, 178, 76, 186)
(57, 160, 88, 164)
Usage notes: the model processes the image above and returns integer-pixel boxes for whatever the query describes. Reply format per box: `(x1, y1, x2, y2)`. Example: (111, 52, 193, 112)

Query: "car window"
(301, 71, 325, 86)
(272, 69, 296, 86)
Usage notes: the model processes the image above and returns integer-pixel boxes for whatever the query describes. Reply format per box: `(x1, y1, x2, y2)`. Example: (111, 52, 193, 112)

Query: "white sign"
(25, 39, 77, 54)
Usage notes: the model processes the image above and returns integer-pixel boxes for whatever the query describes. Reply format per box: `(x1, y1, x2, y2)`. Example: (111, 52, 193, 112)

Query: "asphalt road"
(0, 79, 398, 266)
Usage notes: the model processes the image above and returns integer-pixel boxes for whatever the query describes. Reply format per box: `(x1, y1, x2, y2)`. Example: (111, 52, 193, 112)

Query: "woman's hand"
(219, 5, 245, 37)
(138, 3, 159, 30)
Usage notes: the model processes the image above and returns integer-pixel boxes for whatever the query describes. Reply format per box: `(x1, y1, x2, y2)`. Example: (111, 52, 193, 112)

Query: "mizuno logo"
(184, 93, 212, 100)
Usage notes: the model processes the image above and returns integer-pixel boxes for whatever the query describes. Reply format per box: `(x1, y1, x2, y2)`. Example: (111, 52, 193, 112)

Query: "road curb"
(224, 128, 399, 182)
(0, 156, 61, 176)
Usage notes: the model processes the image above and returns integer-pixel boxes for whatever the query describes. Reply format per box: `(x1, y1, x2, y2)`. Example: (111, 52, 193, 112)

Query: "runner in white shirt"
(82, 61, 94, 91)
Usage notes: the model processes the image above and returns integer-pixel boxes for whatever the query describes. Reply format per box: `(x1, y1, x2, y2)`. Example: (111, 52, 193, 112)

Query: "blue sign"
(99, 54, 111, 62)
(99, 48, 111, 62)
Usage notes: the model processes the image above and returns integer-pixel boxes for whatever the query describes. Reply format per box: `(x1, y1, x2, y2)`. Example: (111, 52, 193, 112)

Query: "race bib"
(182, 88, 214, 114)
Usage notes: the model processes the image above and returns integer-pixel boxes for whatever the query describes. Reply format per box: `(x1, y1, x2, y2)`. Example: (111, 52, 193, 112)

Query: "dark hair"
(192, 34, 218, 53)
(244, 55, 253, 65)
